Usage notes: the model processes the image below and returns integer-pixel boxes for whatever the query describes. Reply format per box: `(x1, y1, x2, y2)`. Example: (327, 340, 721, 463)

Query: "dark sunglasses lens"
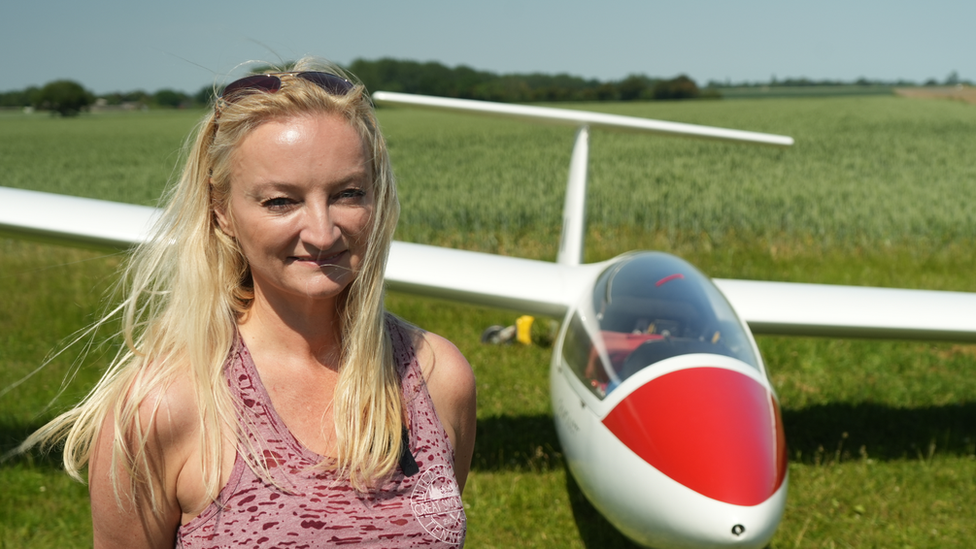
(296, 72, 354, 96)
(221, 75, 282, 99)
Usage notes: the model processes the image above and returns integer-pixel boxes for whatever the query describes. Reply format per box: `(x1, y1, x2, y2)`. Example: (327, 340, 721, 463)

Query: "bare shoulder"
(412, 330, 476, 413)
(410, 328, 477, 492)
(91, 370, 202, 477)
(413, 331, 473, 384)
(89, 370, 201, 548)
(127, 370, 203, 457)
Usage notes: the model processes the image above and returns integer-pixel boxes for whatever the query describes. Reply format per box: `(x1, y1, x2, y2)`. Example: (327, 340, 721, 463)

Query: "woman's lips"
(290, 251, 346, 266)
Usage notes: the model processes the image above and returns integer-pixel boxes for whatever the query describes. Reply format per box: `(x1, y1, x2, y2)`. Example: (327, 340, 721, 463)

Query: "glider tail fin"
(556, 125, 590, 266)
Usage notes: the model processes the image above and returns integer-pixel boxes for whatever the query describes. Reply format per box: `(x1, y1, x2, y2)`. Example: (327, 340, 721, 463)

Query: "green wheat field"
(2, 95, 976, 548)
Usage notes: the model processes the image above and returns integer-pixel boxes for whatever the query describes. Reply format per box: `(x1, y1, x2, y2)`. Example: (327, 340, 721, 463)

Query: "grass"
(0, 110, 195, 204)
(2, 96, 976, 547)
(383, 96, 976, 250)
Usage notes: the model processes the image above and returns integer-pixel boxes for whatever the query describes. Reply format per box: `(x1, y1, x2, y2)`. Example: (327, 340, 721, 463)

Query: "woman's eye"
(337, 189, 367, 201)
(262, 197, 293, 209)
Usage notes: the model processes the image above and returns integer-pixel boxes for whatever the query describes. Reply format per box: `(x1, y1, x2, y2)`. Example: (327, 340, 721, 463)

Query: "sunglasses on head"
(219, 71, 355, 104)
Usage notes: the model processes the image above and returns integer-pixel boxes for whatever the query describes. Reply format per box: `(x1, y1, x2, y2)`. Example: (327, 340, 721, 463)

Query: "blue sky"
(2, 0, 972, 94)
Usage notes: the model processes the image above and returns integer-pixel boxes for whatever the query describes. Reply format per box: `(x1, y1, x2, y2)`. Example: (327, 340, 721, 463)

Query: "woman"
(26, 60, 476, 547)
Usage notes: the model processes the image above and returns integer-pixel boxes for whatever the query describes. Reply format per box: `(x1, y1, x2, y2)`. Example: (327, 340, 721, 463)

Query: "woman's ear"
(214, 208, 234, 237)
(212, 184, 235, 238)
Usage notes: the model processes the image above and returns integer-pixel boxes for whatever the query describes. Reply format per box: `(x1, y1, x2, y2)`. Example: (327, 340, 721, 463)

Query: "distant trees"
(0, 86, 39, 107)
(708, 74, 972, 89)
(617, 75, 654, 101)
(652, 75, 701, 100)
(4, 62, 973, 116)
(346, 58, 710, 103)
(194, 85, 217, 106)
(103, 89, 191, 108)
(1, 62, 721, 115)
(0, 80, 220, 115)
(103, 90, 151, 105)
(347, 58, 595, 102)
(153, 89, 190, 108)
(606, 74, 705, 101)
(36, 80, 94, 116)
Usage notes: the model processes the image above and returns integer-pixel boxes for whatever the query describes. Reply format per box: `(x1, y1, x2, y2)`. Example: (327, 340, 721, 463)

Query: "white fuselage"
(550, 351, 787, 548)
(548, 252, 789, 548)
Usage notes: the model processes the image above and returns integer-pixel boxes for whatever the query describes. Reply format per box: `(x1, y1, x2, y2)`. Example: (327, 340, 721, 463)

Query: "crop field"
(2, 95, 976, 548)
(895, 86, 976, 106)
(716, 86, 895, 100)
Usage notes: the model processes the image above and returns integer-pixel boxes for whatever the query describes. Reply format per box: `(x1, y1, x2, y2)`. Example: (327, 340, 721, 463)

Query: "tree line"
(0, 80, 214, 116)
(707, 70, 970, 89)
(4, 59, 969, 117)
(345, 59, 710, 102)
(1, 59, 715, 116)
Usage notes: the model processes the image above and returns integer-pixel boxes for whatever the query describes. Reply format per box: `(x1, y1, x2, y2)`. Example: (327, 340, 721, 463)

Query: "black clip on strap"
(399, 425, 419, 477)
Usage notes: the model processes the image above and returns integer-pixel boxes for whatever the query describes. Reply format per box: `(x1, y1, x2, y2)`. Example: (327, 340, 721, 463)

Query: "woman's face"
(215, 113, 373, 310)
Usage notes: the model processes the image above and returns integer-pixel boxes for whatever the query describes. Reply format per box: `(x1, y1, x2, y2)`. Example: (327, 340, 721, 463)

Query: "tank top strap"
(385, 315, 457, 463)
(387, 317, 425, 411)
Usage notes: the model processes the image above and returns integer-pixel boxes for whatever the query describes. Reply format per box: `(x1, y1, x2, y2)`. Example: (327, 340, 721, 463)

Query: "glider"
(3, 93, 976, 549)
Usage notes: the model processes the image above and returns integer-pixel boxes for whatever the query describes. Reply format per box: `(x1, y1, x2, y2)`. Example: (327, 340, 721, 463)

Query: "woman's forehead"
(238, 112, 368, 155)
(226, 114, 372, 190)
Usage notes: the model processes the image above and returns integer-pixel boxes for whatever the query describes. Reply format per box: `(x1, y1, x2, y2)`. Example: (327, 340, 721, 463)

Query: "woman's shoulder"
(89, 368, 204, 547)
(105, 367, 208, 487)
(392, 316, 474, 415)
(385, 314, 472, 383)
(143, 371, 202, 437)
(114, 368, 204, 470)
(414, 331, 470, 382)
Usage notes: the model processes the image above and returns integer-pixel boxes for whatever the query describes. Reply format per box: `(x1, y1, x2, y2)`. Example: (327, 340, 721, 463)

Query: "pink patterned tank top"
(176, 320, 466, 547)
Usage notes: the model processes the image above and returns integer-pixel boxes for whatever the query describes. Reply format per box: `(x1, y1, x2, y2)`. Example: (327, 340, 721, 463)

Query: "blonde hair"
(23, 58, 403, 510)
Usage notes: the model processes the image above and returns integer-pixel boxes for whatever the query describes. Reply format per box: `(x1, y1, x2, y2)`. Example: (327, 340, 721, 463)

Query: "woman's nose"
(301, 203, 341, 251)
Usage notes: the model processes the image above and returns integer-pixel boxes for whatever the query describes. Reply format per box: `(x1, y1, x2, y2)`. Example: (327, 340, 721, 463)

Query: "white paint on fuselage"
(550, 319, 786, 548)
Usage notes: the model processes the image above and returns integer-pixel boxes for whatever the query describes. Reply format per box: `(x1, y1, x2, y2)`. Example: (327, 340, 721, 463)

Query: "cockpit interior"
(561, 252, 760, 398)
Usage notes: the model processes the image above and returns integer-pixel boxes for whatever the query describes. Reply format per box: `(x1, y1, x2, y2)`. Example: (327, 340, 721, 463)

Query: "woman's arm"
(417, 332, 477, 493)
(89, 379, 197, 548)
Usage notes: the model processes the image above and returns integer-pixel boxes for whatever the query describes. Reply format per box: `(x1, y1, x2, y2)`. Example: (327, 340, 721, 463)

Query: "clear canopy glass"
(561, 252, 760, 399)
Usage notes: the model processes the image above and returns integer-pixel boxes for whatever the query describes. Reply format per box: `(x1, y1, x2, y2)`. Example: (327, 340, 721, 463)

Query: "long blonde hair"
(22, 58, 403, 510)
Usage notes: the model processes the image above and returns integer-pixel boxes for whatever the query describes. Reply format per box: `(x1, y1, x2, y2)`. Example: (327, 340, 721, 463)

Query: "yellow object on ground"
(516, 315, 535, 345)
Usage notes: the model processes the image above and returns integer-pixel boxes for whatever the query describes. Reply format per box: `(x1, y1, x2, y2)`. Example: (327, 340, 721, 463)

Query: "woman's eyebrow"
(242, 181, 301, 199)
(243, 172, 372, 197)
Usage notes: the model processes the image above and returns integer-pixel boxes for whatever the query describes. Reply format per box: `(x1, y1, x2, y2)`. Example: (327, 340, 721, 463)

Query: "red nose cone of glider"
(602, 367, 787, 506)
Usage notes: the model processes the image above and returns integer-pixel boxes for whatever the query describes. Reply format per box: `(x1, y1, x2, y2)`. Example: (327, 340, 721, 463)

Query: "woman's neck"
(239, 288, 343, 368)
